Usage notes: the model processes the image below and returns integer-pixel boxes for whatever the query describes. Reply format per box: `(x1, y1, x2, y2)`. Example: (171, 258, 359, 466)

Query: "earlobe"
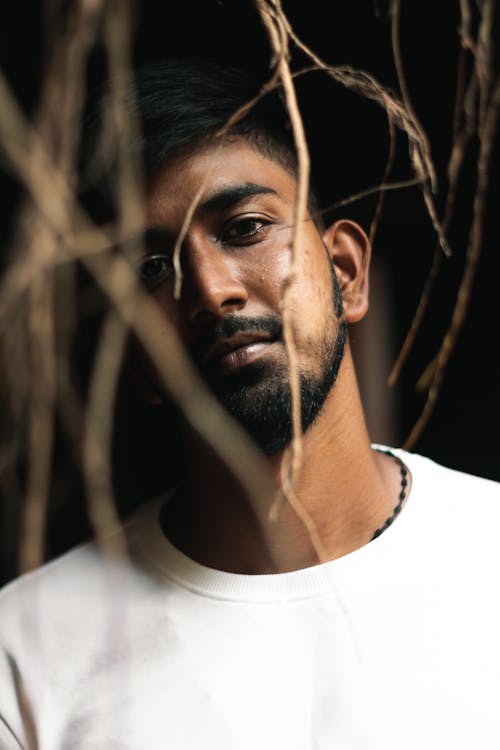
(322, 219, 371, 324)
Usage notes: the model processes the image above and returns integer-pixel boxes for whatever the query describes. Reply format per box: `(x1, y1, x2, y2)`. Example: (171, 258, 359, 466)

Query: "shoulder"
(397, 448, 500, 500)
(386, 447, 500, 557)
(371, 445, 500, 551)
(0, 521, 165, 653)
(0, 542, 117, 631)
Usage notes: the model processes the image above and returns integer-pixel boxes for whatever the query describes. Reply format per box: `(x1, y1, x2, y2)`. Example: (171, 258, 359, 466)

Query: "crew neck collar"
(129, 446, 417, 603)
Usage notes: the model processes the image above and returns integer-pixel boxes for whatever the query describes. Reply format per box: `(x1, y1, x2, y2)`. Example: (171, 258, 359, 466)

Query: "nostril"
(193, 296, 246, 323)
(222, 297, 246, 310)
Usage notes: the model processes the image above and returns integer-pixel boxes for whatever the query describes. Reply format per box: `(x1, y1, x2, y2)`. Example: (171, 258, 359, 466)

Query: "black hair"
(79, 57, 322, 224)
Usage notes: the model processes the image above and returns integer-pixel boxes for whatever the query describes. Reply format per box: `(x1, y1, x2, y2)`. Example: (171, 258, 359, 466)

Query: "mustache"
(190, 314, 283, 364)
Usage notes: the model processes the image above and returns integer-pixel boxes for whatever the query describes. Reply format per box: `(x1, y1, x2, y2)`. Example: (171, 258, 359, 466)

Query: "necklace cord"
(370, 448, 409, 541)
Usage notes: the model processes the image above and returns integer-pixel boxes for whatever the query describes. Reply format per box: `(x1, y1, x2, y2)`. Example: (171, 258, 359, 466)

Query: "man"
(1, 57, 500, 749)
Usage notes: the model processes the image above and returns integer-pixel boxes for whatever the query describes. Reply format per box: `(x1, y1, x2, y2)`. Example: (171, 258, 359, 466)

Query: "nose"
(181, 239, 248, 323)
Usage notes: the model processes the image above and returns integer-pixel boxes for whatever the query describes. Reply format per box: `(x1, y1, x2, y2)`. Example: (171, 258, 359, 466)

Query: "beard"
(220, 327, 346, 454)
(196, 263, 347, 455)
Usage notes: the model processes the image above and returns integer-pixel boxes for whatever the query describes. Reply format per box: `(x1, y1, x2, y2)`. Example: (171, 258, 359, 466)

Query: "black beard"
(218, 318, 347, 454)
(192, 255, 346, 455)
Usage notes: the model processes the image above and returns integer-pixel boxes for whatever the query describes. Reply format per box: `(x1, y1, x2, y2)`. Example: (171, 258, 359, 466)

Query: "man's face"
(140, 138, 347, 453)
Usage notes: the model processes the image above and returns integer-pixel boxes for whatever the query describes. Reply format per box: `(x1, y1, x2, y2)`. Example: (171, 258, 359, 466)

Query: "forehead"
(146, 138, 298, 223)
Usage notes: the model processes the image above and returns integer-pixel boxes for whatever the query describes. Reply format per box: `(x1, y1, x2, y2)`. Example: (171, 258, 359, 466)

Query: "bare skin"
(134, 137, 410, 574)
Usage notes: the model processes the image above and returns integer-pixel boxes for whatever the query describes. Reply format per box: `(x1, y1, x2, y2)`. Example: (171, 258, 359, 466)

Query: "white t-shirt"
(1, 449, 500, 749)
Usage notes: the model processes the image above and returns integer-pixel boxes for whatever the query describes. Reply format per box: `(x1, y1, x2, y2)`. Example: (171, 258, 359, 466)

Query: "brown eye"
(221, 217, 270, 244)
(137, 254, 173, 289)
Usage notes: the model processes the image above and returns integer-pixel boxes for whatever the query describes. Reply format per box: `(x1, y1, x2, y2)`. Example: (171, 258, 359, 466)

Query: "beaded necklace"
(370, 448, 409, 541)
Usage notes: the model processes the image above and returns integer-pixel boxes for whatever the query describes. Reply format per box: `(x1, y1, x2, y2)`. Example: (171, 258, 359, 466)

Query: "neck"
(162, 348, 409, 574)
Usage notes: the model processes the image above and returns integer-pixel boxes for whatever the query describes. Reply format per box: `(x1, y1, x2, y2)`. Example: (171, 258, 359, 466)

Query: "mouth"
(201, 333, 279, 374)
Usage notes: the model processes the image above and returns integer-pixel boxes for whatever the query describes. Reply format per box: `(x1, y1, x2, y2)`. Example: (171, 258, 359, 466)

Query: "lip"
(201, 333, 278, 372)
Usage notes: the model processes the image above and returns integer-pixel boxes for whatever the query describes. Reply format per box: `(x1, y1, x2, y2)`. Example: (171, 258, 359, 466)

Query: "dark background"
(1, 0, 499, 491)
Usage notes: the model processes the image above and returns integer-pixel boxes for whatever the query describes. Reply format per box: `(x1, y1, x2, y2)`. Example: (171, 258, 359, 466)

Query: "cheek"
(245, 241, 293, 305)
(284, 246, 333, 320)
(249, 242, 327, 305)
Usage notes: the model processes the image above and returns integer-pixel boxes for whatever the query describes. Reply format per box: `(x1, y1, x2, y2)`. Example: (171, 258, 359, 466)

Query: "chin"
(218, 366, 329, 456)
(210, 318, 347, 455)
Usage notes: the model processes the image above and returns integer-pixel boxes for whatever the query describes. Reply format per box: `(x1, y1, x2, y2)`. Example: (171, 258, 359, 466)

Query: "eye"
(221, 217, 271, 244)
(137, 253, 173, 289)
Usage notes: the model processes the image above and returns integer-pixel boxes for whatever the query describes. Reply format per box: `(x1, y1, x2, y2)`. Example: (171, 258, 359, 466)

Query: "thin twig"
(0, 47, 279, 566)
(369, 116, 397, 245)
(324, 177, 421, 213)
(19, 230, 55, 573)
(260, 0, 307, 485)
(83, 311, 129, 557)
(387, 0, 477, 387)
(404, 74, 500, 448)
(390, 0, 450, 258)
(255, 1, 325, 559)
(16, 0, 105, 573)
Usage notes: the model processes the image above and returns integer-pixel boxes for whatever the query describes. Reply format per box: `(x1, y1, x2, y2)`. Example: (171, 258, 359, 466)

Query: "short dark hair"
(79, 57, 321, 223)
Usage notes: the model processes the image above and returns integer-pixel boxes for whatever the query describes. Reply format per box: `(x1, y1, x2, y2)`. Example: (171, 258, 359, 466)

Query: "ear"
(322, 219, 371, 324)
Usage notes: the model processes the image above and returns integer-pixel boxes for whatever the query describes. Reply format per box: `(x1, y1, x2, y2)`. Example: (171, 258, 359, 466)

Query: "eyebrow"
(139, 183, 280, 252)
(197, 182, 278, 214)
